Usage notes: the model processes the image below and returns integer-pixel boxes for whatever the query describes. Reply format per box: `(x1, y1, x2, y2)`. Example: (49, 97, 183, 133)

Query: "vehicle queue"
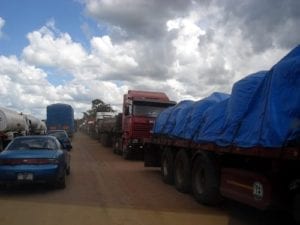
(0, 105, 73, 189)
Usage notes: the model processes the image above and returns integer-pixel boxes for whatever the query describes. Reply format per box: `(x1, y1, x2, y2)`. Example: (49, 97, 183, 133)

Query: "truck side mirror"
(125, 106, 130, 116)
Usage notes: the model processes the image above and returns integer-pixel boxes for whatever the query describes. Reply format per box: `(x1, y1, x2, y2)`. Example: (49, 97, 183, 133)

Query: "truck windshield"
(132, 103, 171, 117)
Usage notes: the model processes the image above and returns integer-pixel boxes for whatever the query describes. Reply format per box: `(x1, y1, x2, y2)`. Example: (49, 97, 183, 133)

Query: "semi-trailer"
(95, 111, 119, 147)
(120, 90, 176, 159)
(46, 103, 75, 137)
(95, 90, 175, 159)
(143, 45, 300, 221)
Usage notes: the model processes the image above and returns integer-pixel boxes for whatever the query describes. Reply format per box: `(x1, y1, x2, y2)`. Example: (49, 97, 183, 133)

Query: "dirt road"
(0, 133, 294, 225)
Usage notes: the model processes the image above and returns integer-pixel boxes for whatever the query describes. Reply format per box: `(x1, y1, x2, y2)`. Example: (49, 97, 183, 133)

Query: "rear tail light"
(0, 158, 59, 165)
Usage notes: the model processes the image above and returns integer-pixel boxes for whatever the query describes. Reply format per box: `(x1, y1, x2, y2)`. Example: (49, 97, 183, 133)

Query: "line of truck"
(82, 45, 300, 222)
(81, 90, 176, 158)
(0, 103, 75, 151)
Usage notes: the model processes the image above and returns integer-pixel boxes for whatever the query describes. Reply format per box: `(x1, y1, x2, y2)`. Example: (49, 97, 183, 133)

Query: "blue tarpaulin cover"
(153, 45, 300, 148)
(153, 100, 193, 135)
(174, 92, 229, 139)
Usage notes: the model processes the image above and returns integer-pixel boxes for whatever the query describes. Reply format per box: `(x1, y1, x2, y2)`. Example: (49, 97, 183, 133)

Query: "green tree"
(82, 99, 115, 120)
(90, 99, 115, 117)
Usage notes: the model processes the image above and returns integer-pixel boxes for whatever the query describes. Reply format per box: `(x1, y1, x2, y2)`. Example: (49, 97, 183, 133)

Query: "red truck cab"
(122, 90, 175, 159)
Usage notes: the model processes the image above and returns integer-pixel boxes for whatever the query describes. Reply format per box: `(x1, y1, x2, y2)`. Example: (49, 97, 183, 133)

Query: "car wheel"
(293, 194, 300, 223)
(55, 170, 66, 189)
(0, 183, 7, 190)
(66, 166, 71, 175)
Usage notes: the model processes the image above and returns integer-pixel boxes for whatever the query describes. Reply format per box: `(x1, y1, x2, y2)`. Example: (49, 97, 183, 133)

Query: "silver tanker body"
(25, 114, 47, 134)
(0, 107, 28, 150)
(0, 107, 27, 132)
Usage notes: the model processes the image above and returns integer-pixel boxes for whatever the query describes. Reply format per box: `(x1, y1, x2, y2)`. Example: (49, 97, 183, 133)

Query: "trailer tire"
(174, 150, 191, 193)
(122, 144, 131, 160)
(101, 134, 108, 146)
(113, 139, 122, 155)
(113, 141, 118, 154)
(161, 149, 175, 185)
(192, 153, 221, 205)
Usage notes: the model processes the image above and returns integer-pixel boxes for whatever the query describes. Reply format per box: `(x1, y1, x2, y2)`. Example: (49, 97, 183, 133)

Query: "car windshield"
(7, 138, 57, 150)
(48, 131, 68, 140)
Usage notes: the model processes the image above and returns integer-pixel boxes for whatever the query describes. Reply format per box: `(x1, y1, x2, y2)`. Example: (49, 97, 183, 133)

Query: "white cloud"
(0, 55, 53, 117)
(88, 36, 139, 80)
(22, 22, 87, 71)
(1, 1, 299, 120)
(81, 0, 298, 100)
(0, 54, 128, 119)
(0, 17, 5, 38)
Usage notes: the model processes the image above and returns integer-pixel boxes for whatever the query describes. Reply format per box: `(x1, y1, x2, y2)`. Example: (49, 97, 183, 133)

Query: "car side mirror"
(125, 106, 130, 115)
(64, 143, 72, 151)
(58, 140, 72, 151)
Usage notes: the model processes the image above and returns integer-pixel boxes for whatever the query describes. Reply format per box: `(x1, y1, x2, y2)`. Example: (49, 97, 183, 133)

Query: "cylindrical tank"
(25, 114, 47, 134)
(36, 121, 47, 134)
(25, 114, 40, 130)
(0, 107, 26, 132)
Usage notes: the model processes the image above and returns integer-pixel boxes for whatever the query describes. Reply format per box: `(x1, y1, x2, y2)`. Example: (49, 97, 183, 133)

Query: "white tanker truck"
(25, 114, 47, 135)
(0, 107, 28, 150)
(0, 107, 47, 150)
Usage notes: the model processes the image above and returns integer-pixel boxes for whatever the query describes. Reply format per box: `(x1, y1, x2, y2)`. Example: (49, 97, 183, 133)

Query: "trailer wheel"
(113, 139, 122, 155)
(101, 134, 109, 147)
(161, 149, 175, 184)
(113, 140, 119, 154)
(192, 153, 221, 205)
(174, 150, 191, 193)
(122, 144, 131, 160)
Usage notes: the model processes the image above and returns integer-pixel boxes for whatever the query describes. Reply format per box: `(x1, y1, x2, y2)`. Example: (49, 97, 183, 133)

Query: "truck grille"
(133, 123, 152, 138)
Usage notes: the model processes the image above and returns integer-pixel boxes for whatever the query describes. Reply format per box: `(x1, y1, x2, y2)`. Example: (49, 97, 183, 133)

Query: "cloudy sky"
(0, 0, 299, 119)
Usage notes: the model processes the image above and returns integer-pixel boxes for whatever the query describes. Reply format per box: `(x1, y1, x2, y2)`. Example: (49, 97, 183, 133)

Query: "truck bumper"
(126, 143, 144, 159)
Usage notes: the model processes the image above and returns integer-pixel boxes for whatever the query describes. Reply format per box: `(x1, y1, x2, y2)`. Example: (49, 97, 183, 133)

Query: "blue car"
(0, 136, 70, 189)
(47, 130, 72, 151)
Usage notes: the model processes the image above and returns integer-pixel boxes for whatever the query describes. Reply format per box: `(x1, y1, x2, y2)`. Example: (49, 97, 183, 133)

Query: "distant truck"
(120, 90, 176, 159)
(95, 112, 121, 148)
(46, 103, 75, 137)
(143, 46, 300, 222)
(96, 90, 175, 159)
